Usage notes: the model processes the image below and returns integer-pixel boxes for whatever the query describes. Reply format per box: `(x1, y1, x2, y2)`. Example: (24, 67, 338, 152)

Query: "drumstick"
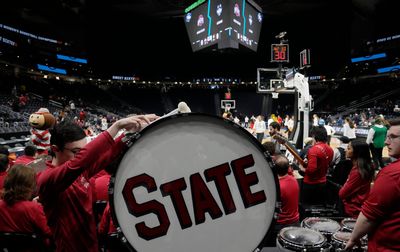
(157, 102, 191, 120)
(122, 102, 191, 145)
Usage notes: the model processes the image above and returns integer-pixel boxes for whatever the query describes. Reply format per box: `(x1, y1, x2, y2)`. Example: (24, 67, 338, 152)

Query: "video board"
(184, 0, 263, 52)
(230, 0, 263, 51)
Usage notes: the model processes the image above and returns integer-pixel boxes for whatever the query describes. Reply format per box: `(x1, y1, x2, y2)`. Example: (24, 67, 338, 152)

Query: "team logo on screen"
(197, 14, 204, 26)
(257, 13, 263, 23)
(234, 3, 240, 17)
(248, 14, 253, 26)
(185, 13, 192, 23)
(216, 4, 222, 16)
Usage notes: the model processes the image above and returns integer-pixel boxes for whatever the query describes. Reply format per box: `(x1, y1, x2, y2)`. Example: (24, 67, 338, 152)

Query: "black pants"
(301, 182, 327, 205)
(370, 144, 384, 169)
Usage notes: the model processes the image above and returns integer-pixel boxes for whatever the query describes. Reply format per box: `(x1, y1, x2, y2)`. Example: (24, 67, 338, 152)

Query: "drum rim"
(341, 218, 356, 227)
(108, 112, 281, 252)
(278, 226, 327, 248)
(301, 217, 341, 234)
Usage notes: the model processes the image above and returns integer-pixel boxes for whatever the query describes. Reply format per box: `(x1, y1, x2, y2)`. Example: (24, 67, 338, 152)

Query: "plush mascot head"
(29, 108, 56, 130)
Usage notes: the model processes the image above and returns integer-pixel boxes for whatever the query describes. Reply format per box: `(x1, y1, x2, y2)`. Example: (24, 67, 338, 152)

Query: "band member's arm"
(85, 114, 159, 178)
(338, 168, 358, 200)
(38, 115, 158, 196)
(38, 131, 118, 196)
(345, 213, 376, 250)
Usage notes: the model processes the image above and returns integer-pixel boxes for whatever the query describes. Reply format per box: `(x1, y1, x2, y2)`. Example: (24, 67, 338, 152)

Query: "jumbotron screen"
(230, 0, 263, 51)
(184, 0, 263, 52)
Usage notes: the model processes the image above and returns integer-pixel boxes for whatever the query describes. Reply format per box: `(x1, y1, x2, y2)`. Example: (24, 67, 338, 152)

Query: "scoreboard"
(184, 0, 263, 52)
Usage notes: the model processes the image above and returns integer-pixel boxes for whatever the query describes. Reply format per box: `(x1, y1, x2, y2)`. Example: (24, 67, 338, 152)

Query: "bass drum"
(277, 227, 331, 252)
(110, 113, 279, 252)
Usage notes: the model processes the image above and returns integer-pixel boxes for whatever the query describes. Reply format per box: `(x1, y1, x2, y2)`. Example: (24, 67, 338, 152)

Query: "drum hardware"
(121, 132, 140, 147)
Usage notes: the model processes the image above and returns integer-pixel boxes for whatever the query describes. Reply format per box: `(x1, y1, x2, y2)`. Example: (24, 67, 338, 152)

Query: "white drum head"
(111, 114, 278, 252)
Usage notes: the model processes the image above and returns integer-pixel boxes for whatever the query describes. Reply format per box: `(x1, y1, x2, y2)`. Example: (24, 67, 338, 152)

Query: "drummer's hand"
(108, 114, 159, 137)
(345, 238, 358, 251)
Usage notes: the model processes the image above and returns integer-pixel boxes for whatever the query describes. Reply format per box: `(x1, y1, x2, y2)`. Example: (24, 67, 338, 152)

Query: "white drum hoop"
(109, 113, 280, 252)
(340, 218, 356, 232)
(331, 231, 367, 252)
(277, 227, 330, 252)
(301, 217, 341, 238)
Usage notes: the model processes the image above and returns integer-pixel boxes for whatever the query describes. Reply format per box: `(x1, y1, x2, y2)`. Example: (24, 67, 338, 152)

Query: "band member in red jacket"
(339, 140, 374, 218)
(37, 114, 158, 252)
(346, 119, 400, 251)
(299, 126, 333, 205)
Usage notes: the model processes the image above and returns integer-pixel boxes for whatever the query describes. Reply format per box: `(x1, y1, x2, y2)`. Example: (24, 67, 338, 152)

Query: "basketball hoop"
(272, 92, 279, 99)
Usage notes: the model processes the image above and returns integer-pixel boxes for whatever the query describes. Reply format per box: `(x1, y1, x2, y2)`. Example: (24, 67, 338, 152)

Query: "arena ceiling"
(1, 0, 399, 80)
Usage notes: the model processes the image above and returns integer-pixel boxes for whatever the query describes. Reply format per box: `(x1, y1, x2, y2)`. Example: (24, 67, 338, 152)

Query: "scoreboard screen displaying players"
(184, 0, 263, 52)
(230, 0, 263, 51)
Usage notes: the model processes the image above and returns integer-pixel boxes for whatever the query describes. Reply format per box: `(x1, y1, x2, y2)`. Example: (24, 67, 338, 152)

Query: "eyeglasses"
(386, 134, 400, 141)
(63, 147, 82, 156)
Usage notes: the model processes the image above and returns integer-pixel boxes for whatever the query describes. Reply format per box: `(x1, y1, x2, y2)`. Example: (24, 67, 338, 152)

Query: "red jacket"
(339, 166, 371, 218)
(304, 142, 333, 184)
(99, 203, 117, 236)
(13, 155, 36, 166)
(0, 171, 7, 189)
(93, 174, 111, 202)
(362, 159, 400, 251)
(0, 200, 52, 237)
(37, 131, 126, 252)
(277, 175, 299, 224)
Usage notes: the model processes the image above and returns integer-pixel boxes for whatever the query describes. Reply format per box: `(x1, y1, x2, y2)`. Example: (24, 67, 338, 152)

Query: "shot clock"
(271, 44, 289, 63)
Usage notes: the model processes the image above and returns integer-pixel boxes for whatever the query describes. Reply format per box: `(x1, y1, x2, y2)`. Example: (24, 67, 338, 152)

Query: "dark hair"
(269, 121, 281, 131)
(50, 120, 86, 150)
(310, 126, 328, 142)
(2, 165, 36, 205)
(350, 140, 374, 181)
(24, 145, 37, 156)
(346, 117, 355, 129)
(263, 142, 276, 156)
(0, 154, 9, 172)
(388, 118, 400, 127)
(0, 146, 9, 156)
(274, 155, 289, 176)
